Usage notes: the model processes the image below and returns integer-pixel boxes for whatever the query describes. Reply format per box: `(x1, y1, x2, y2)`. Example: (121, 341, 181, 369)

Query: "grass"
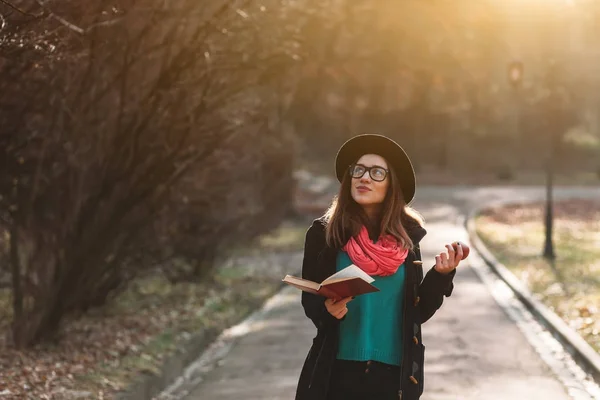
(227, 219, 307, 258)
(258, 221, 307, 251)
(475, 199, 600, 352)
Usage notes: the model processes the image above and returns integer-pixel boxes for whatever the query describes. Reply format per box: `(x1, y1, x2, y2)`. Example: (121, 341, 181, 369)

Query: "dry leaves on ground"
(482, 198, 600, 224)
(0, 278, 212, 399)
(477, 199, 600, 352)
(0, 247, 303, 399)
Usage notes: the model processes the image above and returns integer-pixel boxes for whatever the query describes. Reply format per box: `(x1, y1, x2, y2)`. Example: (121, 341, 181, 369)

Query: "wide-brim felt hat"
(335, 134, 416, 204)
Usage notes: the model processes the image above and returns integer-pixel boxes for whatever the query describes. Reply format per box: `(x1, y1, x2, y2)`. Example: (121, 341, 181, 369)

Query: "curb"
(156, 279, 303, 400)
(114, 327, 220, 400)
(466, 202, 600, 384)
(114, 278, 293, 400)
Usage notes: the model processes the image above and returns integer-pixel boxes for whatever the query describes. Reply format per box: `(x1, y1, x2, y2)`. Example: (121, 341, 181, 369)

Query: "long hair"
(323, 161, 424, 250)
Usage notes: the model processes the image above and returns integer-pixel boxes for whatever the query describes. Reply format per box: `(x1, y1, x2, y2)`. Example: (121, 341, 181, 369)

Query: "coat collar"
(407, 223, 427, 245)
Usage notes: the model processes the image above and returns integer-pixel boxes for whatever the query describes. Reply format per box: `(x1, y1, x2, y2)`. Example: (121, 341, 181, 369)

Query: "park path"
(173, 186, 600, 400)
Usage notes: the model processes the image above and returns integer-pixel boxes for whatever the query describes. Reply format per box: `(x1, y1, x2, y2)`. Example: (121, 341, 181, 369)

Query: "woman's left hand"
(434, 243, 463, 275)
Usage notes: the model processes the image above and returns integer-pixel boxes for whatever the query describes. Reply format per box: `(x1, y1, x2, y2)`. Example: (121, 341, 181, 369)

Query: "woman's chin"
(351, 196, 368, 205)
(353, 197, 378, 208)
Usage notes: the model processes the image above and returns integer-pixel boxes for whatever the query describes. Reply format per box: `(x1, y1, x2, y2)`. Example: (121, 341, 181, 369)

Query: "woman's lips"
(356, 186, 371, 193)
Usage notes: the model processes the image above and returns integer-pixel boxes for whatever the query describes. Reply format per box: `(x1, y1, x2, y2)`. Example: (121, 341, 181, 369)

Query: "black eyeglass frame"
(348, 163, 389, 182)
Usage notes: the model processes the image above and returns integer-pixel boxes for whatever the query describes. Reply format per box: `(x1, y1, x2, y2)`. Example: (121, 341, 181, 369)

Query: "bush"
(157, 121, 296, 283)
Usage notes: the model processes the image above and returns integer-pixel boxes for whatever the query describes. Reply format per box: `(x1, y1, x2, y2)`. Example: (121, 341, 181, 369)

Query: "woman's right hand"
(325, 297, 353, 319)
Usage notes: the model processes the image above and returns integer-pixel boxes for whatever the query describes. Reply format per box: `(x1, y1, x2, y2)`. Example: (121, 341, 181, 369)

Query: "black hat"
(335, 134, 416, 204)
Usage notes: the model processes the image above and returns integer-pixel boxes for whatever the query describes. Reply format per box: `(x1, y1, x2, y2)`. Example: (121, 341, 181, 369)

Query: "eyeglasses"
(348, 164, 389, 182)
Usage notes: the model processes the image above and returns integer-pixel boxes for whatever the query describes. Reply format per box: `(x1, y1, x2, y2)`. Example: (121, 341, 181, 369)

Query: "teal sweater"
(336, 251, 405, 366)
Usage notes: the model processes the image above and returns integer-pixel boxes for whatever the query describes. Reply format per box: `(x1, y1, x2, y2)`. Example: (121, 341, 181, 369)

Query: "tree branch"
(34, 0, 84, 34)
(0, 0, 38, 17)
(32, 0, 123, 35)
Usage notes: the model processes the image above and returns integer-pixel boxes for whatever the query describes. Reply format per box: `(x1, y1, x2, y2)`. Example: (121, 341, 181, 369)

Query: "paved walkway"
(171, 186, 600, 400)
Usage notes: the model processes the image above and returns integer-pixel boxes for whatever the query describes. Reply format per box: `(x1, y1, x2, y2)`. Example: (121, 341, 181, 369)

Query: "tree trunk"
(9, 222, 23, 322)
(13, 294, 63, 348)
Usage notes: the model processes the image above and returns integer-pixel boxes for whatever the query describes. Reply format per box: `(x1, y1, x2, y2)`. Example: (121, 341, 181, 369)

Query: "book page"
(282, 275, 320, 291)
(322, 264, 374, 285)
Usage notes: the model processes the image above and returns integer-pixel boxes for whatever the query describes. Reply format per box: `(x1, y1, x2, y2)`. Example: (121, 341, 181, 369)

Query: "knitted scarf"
(343, 226, 409, 277)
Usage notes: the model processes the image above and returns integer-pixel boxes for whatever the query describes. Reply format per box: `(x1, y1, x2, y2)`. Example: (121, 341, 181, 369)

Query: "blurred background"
(0, 0, 599, 398)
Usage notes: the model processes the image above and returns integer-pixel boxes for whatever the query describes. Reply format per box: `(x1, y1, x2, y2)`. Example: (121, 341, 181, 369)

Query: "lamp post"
(542, 61, 561, 261)
(507, 60, 524, 167)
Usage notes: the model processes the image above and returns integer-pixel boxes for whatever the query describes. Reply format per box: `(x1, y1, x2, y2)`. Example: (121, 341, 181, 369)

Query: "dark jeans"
(327, 359, 401, 400)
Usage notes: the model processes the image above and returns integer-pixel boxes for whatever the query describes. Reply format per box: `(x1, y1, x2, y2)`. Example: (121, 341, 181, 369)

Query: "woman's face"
(349, 154, 390, 212)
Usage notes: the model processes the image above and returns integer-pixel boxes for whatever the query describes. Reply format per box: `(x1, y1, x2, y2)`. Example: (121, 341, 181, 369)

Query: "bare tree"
(0, 0, 299, 347)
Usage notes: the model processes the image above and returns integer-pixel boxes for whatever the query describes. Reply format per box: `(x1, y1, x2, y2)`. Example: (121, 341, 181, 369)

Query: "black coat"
(295, 218, 456, 400)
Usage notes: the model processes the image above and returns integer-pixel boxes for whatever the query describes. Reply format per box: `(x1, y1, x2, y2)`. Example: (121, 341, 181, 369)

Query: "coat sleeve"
(300, 221, 341, 331)
(416, 245, 456, 323)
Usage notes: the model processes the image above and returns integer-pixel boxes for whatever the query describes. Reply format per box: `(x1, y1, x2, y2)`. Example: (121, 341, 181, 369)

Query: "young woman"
(295, 134, 463, 400)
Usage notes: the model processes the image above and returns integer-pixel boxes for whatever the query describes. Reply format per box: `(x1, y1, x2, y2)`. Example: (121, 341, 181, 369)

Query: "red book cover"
(282, 264, 379, 300)
(319, 277, 379, 300)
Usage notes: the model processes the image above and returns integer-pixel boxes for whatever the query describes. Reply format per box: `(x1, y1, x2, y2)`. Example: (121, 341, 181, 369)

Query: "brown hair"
(323, 160, 424, 250)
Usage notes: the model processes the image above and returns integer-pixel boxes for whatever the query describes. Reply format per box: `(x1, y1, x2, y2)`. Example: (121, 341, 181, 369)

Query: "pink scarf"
(343, 226, 409, 276)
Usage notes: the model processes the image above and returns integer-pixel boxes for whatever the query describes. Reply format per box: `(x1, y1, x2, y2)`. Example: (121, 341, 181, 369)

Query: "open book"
(282, 264, 379, 300)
